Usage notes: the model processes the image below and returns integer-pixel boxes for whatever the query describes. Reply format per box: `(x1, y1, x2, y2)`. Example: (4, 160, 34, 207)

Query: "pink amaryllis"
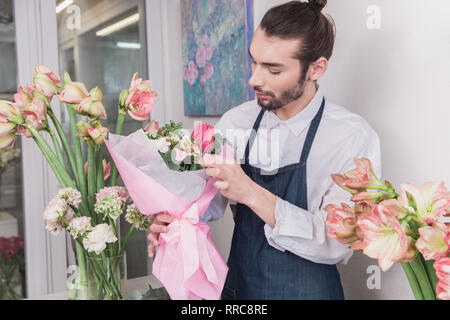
(144, 120, 159, 138)
(338, 158, 387, 191)
(77, 87, 107, 120)
(14, 85, 36, 109)
(399, 181, 450, 224)
(416, 222, 449, 261)
(357, 204, 411, 271)
(32, 64, 61, 97)
(192, 122, 215, 154)
(123, 73, 158, 122)
(0, 100, 24, 150)
(57, 81, 90, 104)
(434, 258, 450, 300)
(325, 203, 363, 249)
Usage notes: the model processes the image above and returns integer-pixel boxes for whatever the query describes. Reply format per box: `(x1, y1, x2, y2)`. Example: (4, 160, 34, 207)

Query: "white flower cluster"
(68, 216, 92, 239)
(57, 188, 82, 208)
(125, 203, 155, 231)
(95, 194, 126, 221)
(43, 197, 75, 235)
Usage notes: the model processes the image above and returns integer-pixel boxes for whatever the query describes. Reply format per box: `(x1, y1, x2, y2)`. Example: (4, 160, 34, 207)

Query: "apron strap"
(244, 109, 265, 164)
(299, 98, 325, 166)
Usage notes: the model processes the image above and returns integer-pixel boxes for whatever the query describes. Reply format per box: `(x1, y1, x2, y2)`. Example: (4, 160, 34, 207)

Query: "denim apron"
(221, 98, 344, 300)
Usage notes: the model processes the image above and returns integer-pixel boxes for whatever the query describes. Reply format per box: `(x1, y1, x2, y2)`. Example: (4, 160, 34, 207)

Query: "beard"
(255, 72, 308, 112)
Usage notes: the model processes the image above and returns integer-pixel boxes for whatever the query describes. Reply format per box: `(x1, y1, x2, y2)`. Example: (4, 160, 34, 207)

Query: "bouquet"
(105, 111, 235, 300)
(325, 158, 450, 300)
(0, 65, 159, 299)
(0, 236, 24, 300)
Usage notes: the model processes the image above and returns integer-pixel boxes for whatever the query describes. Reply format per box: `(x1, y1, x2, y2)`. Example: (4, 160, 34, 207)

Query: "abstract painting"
(181, 0, 254, 116)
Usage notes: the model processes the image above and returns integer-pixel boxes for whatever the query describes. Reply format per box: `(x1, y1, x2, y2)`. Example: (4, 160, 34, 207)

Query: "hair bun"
(308, 0, 327, 11)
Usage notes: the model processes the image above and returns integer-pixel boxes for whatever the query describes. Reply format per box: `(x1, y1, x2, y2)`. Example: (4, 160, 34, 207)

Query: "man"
(148, 0, 381, 300)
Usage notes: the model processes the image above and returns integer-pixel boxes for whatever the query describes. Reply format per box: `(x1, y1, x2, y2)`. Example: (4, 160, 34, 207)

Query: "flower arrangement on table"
(325, 158, 450, 300)
(0, 65, 158, 300)
(0, 236, 24, 300)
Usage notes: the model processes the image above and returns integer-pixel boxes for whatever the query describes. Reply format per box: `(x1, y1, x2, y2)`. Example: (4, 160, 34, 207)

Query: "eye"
(269, 70, 281, 75)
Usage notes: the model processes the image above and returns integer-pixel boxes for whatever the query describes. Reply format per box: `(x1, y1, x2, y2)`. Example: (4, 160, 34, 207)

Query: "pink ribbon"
(160, 202, 219, 286)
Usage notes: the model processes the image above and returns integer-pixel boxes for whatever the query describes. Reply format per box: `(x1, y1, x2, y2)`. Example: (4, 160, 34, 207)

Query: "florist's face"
(249, 27, 308, 111)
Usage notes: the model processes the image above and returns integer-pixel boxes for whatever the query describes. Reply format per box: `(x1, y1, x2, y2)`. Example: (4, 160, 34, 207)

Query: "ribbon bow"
(159, 203, 218, 286)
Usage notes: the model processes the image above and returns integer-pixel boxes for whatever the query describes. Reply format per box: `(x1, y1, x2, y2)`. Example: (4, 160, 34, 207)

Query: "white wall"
(159, 0, 450, 300)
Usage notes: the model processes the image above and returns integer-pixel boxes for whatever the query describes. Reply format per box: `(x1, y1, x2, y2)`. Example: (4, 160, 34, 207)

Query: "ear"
(308, 57, 328, 81)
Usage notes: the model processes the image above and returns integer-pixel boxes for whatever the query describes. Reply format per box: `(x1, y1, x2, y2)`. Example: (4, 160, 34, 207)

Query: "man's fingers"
(150, 223, 170, 234)
(147, 232, 159, 246)
(214, 180, 230, 190)
(148, 243, 156, 258)
(155, 213, 176, 224)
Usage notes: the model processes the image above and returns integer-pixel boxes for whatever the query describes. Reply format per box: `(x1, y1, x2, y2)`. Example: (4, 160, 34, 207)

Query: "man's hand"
(199, 154, 256, 205)
(200, 154, 277, 228)
(147, 213, 176, 258)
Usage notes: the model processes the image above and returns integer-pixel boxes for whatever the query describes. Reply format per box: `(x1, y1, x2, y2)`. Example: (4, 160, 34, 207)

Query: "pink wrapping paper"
(105, 129, 234, 300)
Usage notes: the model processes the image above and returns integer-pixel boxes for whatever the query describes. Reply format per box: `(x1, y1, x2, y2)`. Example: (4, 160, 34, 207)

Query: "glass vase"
(86, 251, 127, 300)
(0, 262, 23, 300)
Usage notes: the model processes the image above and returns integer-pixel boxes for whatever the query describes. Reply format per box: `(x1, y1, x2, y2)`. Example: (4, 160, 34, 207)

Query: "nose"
(248, 67, 264, 88)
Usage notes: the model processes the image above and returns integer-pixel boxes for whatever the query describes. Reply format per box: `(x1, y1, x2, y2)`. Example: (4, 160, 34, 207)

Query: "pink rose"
(191, 122, 215, 154)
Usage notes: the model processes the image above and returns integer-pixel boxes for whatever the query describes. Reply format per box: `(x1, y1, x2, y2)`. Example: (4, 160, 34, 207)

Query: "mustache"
(253, 88, 275, 97)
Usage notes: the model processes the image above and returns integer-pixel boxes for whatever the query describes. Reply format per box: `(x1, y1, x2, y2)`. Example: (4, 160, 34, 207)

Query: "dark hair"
(260, 0, 336, 73)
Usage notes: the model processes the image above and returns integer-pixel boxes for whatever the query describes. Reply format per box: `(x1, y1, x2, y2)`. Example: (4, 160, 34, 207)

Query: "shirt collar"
(263, 88, 325, 137)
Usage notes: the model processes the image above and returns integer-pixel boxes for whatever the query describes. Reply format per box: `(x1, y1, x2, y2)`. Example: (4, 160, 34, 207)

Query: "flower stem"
(49, 129, 66, 171)
(47, 107, 79, 186)
(119, 225, 134, 257)
(109, 111, 125, 187)
(67, 104, 89, 213)
(87, 144, 97, 222)
(409, 257, 436, 300)
(96, 146, 104, 192)
(401, 263, 424, 300)
(74, 240, 88, 300)
(422, 256, 438, 296)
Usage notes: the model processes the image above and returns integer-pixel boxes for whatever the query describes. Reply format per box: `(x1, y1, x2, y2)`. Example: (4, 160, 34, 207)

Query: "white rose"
(83, 223, 117, 255)
(152, 137, 170, 153)
(43, 198, 67, 222)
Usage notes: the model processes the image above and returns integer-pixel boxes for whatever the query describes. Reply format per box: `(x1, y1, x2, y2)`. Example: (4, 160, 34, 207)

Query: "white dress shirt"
(201, 88, 382, 265)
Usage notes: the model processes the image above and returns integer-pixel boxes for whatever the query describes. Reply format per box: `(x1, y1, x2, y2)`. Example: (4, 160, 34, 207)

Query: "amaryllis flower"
(32, 64, 61, 97)
(88, 125, 109, 145)
(144, 120, 159, 138)
(84, 159, 111, 180)
(357, 204, 411, 271)
(76, 120, 92, 138)
(399, 181, 450, 224)
(82, 224, 117, 255)
(434, 258, 450, 300)
(192, 122, 215, 153)
(0, 100, 24, 150)
(14, 85, 36, 110)
(416, 222, 449, 261)
(325, 203, 362, 248)
(57, 81, 90, 104)
(68, 217, 93, 239)
(123, 73, 158, 122)
(339, 158, 387, 191)
(351, 191, 395, 203)
(331, 174, 360, 195)
(377, 199, 411, 220)
(77, 87, 107, 120)
(19, 97, 48, 135)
